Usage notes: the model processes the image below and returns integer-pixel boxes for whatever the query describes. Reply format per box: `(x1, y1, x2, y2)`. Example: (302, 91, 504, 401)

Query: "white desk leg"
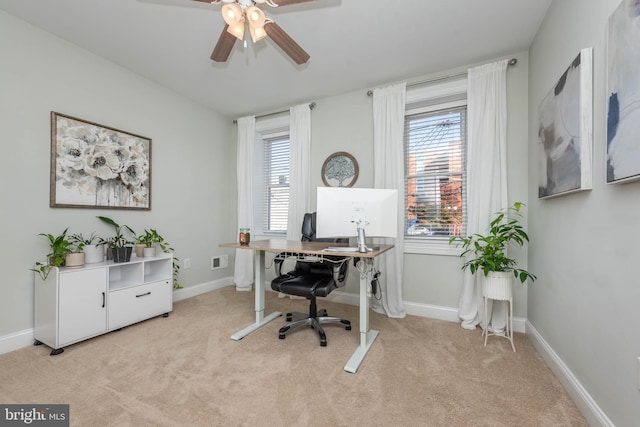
(344, 260, 379, 373)
(231, 250, 281, 340)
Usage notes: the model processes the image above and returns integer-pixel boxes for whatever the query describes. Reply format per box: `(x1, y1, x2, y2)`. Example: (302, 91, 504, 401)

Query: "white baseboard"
(526, 321, 613, 427)
(324, 289, 526, 333)
(0, 329, 36, 355)
(172, 276, 234, 302)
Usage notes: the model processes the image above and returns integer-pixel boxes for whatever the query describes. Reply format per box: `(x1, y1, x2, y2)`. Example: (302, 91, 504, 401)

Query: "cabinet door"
(58, 268, 107, 346)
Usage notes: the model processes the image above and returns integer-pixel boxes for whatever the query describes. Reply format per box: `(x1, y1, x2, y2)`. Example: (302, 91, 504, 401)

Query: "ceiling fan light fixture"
(245, 6, 266, 28)
(221, 3, 243, 26)
(249, 25, 268, 42)
(226, 20, 245, 40)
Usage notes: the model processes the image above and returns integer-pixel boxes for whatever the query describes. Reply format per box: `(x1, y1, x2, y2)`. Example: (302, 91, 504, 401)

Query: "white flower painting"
(51, 112, 151, 209)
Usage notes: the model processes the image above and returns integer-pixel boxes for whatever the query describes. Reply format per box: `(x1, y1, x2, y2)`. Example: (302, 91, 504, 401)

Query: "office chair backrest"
(301, 212, 347, 244)
(298, 212, 349, 284)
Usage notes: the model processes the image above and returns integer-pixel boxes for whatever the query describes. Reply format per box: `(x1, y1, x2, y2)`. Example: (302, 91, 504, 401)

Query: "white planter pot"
(83, 244, 104, 264)
(143, 247, 156, 257)
(481, 271, 513, 300)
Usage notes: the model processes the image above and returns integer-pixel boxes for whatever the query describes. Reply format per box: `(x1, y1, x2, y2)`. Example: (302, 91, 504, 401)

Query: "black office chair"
(271, 212, 351, 346)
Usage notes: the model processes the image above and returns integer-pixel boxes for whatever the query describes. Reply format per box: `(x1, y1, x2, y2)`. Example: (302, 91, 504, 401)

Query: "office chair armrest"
(332, 259, 349, 286)
(273, 253, 287, 276)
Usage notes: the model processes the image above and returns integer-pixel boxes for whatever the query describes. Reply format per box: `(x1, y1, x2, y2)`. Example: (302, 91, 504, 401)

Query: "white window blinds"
(262, 136, 290, 232)
(404, 105, 467, 238)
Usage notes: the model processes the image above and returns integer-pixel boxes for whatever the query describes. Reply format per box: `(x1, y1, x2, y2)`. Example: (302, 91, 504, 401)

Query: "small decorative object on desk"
(239, 228, 250, 245)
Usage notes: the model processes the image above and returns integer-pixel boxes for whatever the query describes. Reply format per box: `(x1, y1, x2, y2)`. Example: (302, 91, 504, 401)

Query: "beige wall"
(528, 0, 640, 424)
(0, 10, 236, 337)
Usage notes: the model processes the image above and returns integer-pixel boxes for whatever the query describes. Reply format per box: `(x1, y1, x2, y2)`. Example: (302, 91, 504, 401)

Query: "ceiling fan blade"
(264, 21, 310, 64)
(268, 0, 318, 5)
(210, 24, 237, 62)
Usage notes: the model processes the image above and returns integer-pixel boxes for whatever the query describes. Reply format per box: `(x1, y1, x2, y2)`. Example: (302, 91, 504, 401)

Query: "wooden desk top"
(219, 239, 394, 258)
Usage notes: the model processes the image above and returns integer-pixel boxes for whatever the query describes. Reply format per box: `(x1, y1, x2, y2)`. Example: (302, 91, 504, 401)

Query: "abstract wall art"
(538, 47, 593, 198)
(607, 0, 640, 184)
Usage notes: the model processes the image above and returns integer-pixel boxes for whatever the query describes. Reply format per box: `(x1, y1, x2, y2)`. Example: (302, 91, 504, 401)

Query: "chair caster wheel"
(346, 325, 352, 331)
(320, 341, 327, 347)
(279, 334, 286, 340)
(286, 317, 292, 322)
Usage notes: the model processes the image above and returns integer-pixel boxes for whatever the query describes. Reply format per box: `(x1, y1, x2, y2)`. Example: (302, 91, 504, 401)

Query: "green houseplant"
(449, 202, 536, 284)
(137, 229, 163, 257)
(31, 228, 73, 280)
(70, 232, 103, 264)
(147, 229, 181, 290)
(97, 216, 135, 263)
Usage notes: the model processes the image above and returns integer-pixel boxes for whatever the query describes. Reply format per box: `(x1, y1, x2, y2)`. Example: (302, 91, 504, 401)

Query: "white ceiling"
(0, 0, 551, 119)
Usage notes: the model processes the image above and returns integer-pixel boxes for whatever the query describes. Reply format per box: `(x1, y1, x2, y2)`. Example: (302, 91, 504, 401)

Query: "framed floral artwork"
(50, 112, 151, 210)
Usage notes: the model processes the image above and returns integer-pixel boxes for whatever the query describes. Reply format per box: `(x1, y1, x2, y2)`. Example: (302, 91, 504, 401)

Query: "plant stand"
(482, 271, 515, 352)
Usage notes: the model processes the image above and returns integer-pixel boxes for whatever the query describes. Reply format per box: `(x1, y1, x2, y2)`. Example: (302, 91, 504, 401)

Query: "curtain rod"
(366, 58, 517, 96)
(233, 102, 316, 124)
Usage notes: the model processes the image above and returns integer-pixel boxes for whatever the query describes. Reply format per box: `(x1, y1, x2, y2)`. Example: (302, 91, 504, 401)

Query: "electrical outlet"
(211, 254, 228, 270)
(184, 258, 191, 269)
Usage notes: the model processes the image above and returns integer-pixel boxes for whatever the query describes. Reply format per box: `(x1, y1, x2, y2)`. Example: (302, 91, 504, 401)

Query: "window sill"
(403, 238, 462, 256)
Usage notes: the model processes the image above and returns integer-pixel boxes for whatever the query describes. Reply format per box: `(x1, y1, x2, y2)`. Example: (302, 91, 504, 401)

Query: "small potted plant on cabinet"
(70, 232, 103, 264)
(138, 229, 162, 257)
(143, 229, 181, 290)
(97, 216, 135, 263)
(449, 202, 536, 292)
(31, 228, 76, 279)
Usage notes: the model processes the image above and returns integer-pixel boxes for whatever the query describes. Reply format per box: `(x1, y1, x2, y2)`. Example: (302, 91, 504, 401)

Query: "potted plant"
(97, 216, 135, 263)
(70, 232, 103, 264)
(140, 228, 181, 290)
(31, 228, 75, 279)
(449, 201, 536, 287)
(137, 229, 162, 257)
(133, 235, 146, 258)
(65, 242, 86, 269)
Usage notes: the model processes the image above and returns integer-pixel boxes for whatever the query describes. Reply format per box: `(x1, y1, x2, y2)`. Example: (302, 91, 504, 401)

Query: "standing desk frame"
(220, 240, 394, 373)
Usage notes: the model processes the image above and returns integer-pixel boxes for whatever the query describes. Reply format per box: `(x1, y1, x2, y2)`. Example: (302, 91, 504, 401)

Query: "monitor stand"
(357, 225, 368, 253)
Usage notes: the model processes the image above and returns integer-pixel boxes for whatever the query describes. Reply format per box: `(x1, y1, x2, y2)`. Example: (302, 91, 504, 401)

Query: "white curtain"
(458, 59, 509, 330)
(233, 116, 256, 291)
(372, 83, 406, 318)
(286, 104, 312, 240)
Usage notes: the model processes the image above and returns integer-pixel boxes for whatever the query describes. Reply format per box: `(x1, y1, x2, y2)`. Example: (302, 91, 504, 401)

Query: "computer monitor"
(316, 187, 398, 252)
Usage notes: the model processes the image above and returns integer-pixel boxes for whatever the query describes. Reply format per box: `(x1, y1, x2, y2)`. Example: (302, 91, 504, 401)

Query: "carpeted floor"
(0, 287, 587, 426)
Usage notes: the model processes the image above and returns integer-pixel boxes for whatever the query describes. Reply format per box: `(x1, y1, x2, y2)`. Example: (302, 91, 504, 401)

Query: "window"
(404, 102, 467, 244)
(254, 114, 290, 236)
(262, 136, 290, 233)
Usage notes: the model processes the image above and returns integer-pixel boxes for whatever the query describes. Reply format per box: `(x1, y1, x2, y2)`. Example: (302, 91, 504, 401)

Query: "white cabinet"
(34, 254, 173, 355)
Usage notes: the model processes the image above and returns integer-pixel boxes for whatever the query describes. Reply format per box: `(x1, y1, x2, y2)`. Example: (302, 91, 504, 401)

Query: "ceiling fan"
(192, 0, 315, 64)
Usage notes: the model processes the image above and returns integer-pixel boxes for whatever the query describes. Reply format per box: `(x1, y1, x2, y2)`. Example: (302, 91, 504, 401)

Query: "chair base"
(279, 310, 351, 347)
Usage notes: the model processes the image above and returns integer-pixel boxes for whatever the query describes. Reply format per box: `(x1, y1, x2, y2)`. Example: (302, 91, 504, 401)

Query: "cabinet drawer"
(108, 280, 172, 330)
